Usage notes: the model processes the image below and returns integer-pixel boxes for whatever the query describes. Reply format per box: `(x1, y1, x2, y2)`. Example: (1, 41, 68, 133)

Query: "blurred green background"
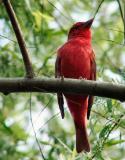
(0, 0, 125, 159)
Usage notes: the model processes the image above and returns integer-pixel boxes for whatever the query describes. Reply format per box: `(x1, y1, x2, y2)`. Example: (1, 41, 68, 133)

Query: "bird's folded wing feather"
(55, 55, 64, 119)
(87, 50, 96, 119)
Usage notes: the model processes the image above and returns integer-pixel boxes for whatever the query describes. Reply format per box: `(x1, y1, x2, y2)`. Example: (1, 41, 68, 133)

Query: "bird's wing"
(87, 50, 96, 119)
(55, 55, 65, 119)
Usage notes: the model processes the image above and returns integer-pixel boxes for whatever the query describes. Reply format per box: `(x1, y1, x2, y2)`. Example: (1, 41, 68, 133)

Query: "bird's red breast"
(58, 38, 92, 80)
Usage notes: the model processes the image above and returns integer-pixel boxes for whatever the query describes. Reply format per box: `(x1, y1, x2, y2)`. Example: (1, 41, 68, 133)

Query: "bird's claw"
(61, 75, 64, 81)
(79, 76, 87, 80)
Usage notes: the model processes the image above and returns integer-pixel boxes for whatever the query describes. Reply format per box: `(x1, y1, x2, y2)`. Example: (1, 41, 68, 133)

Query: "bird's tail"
(66, 97, 90, 153)
(75, 122, 90, 153)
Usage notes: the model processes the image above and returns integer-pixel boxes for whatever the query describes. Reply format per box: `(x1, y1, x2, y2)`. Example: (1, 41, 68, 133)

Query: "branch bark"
(0, 78, 125, 101)
(2, 0, 34, 78)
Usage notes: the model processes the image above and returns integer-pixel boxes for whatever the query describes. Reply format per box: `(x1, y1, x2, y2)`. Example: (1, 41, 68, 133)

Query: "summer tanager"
(55, 18, 96, 153)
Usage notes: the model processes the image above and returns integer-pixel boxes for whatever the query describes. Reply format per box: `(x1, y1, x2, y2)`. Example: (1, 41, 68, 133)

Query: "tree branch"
(2, 0, 34, 78)
(0, 78, 125, 101)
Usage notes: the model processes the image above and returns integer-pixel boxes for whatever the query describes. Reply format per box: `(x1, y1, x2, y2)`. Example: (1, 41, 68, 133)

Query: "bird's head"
(68, 18, 94, 40)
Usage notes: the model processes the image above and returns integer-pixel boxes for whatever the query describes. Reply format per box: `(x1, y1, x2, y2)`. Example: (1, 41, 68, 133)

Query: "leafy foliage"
(0, 0, 125, 159)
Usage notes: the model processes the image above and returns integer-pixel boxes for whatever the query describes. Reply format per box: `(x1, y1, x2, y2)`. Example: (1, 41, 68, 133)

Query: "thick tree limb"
(2, 0, 34, 78)
(0, 78, 125, 101)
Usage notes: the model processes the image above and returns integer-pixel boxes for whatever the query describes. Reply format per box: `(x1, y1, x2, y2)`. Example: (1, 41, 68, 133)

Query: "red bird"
(55, 18, 96, 153)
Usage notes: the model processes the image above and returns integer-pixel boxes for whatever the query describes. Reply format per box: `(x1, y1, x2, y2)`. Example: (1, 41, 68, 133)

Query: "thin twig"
(91, 114, 124, 159)
(117, 0, 124, 23)
(93, 0, 105, 19)
(34, 95, 54, 123)
(92, 110, 125, 129)
(58, 0, 74, 22)
(2, 0, 34, 78)
(0, 34, 37, 48)
(93, 39, 123, 46)
(29, 93, 46, 160)
(102, 114, 124, 146)
(116, 0, 125, 45)
(0, 34, 16, 43)
(47, 0, 73, 23)
(41, 3, 67, 34)
(53, 16, 67, 34)
(105, 28, 124, 34)
(39, 112, 59, 132)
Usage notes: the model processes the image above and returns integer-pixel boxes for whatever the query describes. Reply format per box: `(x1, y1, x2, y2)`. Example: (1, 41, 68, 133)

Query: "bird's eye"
(72, 24, 82, 30)
(72, 26, 78, 30)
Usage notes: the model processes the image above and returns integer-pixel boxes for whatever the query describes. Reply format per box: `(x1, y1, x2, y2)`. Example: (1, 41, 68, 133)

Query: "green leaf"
(99, 124, 111, 139)
(106, 139, 125, 146)
(107, 99, 112, 112)
(32, 11, 53, 31)
(11, 123, 28, 141)
(54, 137, 73, 154)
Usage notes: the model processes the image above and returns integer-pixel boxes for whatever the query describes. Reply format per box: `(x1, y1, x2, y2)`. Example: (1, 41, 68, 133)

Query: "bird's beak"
(83, 18, 94, 28)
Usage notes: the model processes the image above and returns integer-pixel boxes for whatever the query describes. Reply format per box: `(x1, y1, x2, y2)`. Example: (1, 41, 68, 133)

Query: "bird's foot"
(79, 76, 87, 80)
(61, 75, 64, 81)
